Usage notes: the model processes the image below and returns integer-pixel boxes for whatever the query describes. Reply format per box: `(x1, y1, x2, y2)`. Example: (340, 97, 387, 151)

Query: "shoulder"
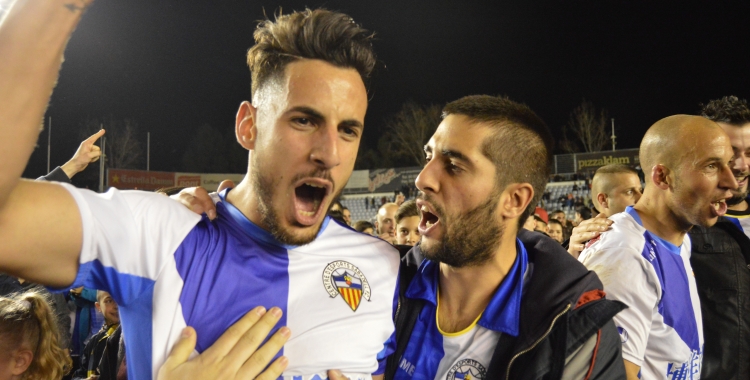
(579, 212, 646, 263)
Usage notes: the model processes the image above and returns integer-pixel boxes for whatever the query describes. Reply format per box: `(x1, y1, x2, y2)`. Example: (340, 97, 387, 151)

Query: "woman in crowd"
(0, 291, 71, 380)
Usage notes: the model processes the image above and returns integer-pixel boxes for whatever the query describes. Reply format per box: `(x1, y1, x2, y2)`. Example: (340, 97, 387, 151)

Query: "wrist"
(60, 161, 79, 178)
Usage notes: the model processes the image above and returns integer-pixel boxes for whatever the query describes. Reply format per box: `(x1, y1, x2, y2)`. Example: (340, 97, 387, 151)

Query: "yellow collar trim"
(436, 287, 483, 337)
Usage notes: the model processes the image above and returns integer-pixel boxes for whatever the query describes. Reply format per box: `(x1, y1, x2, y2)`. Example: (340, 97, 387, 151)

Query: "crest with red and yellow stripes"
(323, 261, 371, 312)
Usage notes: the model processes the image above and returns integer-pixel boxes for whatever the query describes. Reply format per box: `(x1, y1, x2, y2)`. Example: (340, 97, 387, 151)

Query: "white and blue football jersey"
(578, 206, 703, 380)
(392, 239, 528, 380)
(58, 183, 400, 380)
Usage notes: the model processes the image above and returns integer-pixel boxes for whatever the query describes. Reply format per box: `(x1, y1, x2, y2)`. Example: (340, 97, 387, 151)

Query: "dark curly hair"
(247, 9, 376, 99)
(700, 96, 750, 125)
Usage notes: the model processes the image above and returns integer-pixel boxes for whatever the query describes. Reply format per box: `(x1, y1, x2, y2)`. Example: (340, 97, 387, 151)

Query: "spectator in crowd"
(0, 276, 72, 357)
(364, 197, 369, 210)
(394, 200, 419, 246)
(390, 95, 624, 378)
(573, 205, 591, 226)
(533, 206, 548, 224)
(533, 214, 548, 234)
(522, 214, 536, 231)
(353, 220, 375, 235)
(547, 219, 564, 244)
(327, 209, 348, 226)
(578, 115, 736, 379)
(689, 95, 750, 378)
(550, 209, 573, 240)
(330, 200, 344, 212)
(74, 291, 121, 380)
(566, 164, 641, 257)
(38, 130, 105, 183)
(341, 206, 352, 226)
(375, 202, 399, 244)
(69, 287, 104, 358)
(395, 192, 405, 206)
(0, 4, 398, 380)
(591, 164, 643, 217)
(0, 290, 71, 380)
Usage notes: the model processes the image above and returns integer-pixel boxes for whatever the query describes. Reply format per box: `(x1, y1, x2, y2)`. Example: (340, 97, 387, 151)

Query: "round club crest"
(446, 359, 487, 380)
(322, 261, 371, 311)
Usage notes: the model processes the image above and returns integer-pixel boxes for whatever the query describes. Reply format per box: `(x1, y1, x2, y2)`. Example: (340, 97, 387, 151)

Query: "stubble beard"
(420, 189, 504, 268)
(727, 185, 749, 207)
(251, 160, 327, 246)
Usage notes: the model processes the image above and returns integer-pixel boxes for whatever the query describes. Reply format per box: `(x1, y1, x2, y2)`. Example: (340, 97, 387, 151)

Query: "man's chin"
(727, 191, 749, 206)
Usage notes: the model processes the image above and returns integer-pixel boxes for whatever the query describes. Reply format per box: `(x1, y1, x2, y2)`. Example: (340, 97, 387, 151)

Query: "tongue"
(716, 201, 728, 216)
(296, 185, 320, 213)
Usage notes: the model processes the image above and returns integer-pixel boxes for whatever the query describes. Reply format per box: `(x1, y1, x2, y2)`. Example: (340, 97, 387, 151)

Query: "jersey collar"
(405, 238, 528, 337)
(625, 205, 681, 254)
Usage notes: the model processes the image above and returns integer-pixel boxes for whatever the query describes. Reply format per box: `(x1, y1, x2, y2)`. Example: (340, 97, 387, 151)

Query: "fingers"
(568, 243, 585, 258)
(201, 306, 267, 361)
(172, 187, 217, 220)
(253, 356, 289, 380)
(238, 325, 290, 378)
(159, 327, 197, 375)
(217, 180, 235, 193)
(226, 307, 285, 370)
(327, 369, 350, 380)
(84, 129, 106, 145)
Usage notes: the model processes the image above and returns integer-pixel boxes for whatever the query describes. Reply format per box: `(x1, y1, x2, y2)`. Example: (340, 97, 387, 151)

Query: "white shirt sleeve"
(580, 246, 660, 366)
(58, 183, 201, 306)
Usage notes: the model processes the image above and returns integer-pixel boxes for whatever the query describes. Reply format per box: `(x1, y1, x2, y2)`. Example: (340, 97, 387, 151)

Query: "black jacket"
(74, 323, 120, 380)
(386, 230, 627, 380)
(689, 217, 750, 380)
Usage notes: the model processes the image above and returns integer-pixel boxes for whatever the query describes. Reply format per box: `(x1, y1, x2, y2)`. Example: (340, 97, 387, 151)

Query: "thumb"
(161, 327, 197, 372)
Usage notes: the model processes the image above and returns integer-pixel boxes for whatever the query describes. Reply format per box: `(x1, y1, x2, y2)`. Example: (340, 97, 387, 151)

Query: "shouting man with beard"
(0, 2, 398, 380)
(387, 95, 626, 379)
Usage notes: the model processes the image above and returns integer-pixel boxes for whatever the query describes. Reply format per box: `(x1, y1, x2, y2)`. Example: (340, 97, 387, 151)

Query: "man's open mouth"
(293, 179, 331, 225)
(417, 200, 441, 234)
(711, 199, 728, 217)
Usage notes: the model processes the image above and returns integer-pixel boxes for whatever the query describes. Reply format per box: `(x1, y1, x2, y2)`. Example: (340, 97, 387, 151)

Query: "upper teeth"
(421, 206, 429, 212)
(306, 182, 325, 188)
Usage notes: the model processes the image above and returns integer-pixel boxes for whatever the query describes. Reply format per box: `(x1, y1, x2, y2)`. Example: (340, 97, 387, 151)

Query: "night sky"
(22, 0, 750, 179)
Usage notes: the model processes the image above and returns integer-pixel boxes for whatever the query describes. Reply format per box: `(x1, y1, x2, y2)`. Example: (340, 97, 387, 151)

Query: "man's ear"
(499, 183, 534, 221)
(95, 301, 102, 313)
(597, 193, 608, 211)
(235, 101, 258, 150)
(11, 349, 33, 375)
(651, 164, 671, 190)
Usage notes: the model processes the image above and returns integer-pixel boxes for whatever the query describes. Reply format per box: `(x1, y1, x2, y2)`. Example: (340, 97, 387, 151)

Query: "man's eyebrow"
(441, 149, 470, 162)
(340, 119, 364, 129)
(286, 106, 325, 121)
(286, 106, 363, 129)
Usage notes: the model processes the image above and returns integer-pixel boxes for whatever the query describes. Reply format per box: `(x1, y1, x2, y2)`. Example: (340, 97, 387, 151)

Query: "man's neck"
(437, 232, 518, 333)
(633, 195, 687, 246)
(728, 199, 749, 212)
(225, 178, 264, 228)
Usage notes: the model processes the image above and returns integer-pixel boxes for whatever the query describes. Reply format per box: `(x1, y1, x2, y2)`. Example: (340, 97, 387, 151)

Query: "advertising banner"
(368, 167, 421, 193)
(108, 170, 245, 192)
(575, 149, 639, 173)
(107, 169, 175, 191)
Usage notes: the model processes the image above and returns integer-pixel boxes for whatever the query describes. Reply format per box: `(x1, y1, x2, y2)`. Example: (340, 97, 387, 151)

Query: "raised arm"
(0, 0, 94, 287)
